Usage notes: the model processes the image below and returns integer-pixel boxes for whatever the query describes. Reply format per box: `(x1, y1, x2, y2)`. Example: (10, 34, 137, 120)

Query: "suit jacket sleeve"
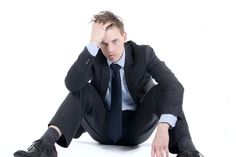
(64, 47, 95, 93)
(145, 45, 184, 118)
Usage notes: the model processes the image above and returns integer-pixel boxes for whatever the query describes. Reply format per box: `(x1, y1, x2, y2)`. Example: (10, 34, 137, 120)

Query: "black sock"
(40, 127, 60, 145)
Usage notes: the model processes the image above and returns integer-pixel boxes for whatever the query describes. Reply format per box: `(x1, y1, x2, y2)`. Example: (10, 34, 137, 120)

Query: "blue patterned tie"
(109, 63, 122, 143)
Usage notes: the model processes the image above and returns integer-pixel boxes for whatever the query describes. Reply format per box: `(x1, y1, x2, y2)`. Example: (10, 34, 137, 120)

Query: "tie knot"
(110, 63, 121, 71)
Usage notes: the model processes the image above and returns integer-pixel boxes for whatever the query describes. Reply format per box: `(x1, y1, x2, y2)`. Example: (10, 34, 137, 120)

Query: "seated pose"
(14, 11, 203, 157)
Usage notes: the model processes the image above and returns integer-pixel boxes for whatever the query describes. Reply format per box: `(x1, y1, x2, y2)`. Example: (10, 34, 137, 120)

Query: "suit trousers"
(49, 83, 194, 153)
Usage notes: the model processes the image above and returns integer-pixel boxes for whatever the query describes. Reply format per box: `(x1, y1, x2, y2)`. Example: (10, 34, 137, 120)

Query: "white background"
(0, 0, 236, 156)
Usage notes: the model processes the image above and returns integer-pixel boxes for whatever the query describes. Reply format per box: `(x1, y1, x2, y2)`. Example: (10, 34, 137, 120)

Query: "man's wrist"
(90, 40, 100, 47)
(158, 123, 170, 130)
(158, 114, 177, 128)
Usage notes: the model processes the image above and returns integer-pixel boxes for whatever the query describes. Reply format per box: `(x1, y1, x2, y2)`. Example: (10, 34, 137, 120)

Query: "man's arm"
(64, 47, 95, 93)
(144, 45, 183, 157)
(145, 45, 184, 118)
(152, 123, 170, 157)
(65, 22, 112, 92)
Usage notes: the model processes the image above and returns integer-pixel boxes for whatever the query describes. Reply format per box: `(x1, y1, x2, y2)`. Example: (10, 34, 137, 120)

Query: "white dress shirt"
(86, 43, 177, 127)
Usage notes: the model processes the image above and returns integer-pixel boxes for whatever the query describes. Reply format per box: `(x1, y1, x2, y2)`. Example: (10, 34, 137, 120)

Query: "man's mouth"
(109, 54, 116, 58)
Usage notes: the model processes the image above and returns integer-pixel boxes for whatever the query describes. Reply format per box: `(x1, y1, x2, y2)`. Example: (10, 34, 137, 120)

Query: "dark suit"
(49, 41, 194, 153)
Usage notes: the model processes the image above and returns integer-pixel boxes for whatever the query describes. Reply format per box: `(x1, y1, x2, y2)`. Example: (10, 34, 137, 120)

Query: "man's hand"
(151, 123, 170, 157)
(90, 22, 112, 47)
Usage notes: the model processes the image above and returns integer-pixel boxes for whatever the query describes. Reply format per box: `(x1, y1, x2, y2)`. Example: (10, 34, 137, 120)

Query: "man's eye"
(101, 43, 107, 47)
(112, 40, 118, 44)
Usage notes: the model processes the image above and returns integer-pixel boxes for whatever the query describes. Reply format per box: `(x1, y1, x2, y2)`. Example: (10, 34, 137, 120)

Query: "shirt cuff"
(158, 114, 177, 128)
(86, 42, 99, 56)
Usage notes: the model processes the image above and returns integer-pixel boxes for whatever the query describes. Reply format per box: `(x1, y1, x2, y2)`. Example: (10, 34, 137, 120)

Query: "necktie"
(109, 63, 122, 143)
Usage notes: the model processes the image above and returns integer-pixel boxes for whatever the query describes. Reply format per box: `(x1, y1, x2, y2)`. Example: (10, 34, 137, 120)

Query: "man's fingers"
(93, 21, 112, 27)
(104, 22, 113, 29)
(159, 147, 167, 157)
(151, 146, 161, 157)
(92, 22, 113, 31)
(152, 147, 169, 157)
(160, 148, 165, 157)
(151, 147, 155, 157)
(165, 147, 169, 157)
(156, 148, 162, 157)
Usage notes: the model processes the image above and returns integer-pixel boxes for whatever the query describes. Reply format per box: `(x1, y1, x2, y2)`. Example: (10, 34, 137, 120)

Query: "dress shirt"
(86, 43, 177, 127)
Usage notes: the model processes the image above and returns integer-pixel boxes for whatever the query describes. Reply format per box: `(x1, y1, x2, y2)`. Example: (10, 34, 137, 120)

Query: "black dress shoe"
(177, 150, 204, 157)
(14, 140, 57, 157)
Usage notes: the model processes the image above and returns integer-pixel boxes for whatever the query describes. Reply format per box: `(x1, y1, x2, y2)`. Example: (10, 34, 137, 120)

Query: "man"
(14, 11, 203, 157)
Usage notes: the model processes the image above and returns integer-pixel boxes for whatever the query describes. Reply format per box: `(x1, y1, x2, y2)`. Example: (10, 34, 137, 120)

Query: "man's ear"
(122, 32, 127, 41)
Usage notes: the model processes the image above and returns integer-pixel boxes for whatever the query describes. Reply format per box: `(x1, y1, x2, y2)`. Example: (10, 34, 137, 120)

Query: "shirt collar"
(107, 50, 125, 68)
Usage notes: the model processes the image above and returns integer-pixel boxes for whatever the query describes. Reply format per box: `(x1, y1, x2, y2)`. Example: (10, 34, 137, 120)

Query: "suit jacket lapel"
(99, 42, 135, 102)
(96, 50, 110, 99)
(100, 43, 133, 99)
(101, 62, 110, 99)
(124, 43, 137, 103)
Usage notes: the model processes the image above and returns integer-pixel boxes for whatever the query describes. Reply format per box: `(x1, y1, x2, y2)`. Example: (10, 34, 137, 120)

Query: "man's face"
(100, 26, 127, 62)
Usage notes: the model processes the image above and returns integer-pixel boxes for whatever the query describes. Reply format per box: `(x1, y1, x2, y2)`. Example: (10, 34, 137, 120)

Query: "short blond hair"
(91, 11, 125, 34)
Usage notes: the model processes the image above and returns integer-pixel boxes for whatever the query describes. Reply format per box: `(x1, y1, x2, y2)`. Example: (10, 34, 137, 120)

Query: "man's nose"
(107, 44, 115, 52)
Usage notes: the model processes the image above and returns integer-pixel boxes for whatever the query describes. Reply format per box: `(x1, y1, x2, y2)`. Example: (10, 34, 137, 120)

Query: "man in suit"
(14, 11, 203, 157)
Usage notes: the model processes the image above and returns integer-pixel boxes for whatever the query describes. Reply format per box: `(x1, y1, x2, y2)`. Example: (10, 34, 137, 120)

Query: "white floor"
(6, 133, 176, 157)
(57, 133, 176, 157)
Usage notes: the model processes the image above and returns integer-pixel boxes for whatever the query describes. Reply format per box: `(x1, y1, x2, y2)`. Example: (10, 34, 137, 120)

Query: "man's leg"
(168, 114, 196, 154)
(14, 83, 109, 157)
(122, 85, 160, 146)
(122, 85, 197, 154)
(49, 83, 110, 147)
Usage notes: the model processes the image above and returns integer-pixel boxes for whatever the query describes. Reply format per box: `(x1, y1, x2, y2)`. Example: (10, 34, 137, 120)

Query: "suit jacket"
(65, 41, 184, 118)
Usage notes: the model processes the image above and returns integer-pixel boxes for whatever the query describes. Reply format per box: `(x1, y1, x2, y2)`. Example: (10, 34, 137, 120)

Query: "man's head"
(92, 11, 127, 62)
(92, 11, 125, 34)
